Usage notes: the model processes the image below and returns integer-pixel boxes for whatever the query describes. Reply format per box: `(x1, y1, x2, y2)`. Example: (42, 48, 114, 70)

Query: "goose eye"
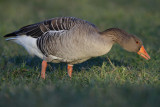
(136, 41, 139, 44)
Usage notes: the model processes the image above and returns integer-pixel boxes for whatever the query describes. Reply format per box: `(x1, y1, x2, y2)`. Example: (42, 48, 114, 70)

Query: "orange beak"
(137, 45, 150, 60)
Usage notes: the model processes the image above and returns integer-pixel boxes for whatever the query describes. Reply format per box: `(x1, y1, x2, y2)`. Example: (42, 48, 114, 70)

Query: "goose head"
(101, 28, 150, 60)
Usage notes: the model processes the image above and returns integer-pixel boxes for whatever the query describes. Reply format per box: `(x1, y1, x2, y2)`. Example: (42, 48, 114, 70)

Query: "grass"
(0, 0, 160, 106)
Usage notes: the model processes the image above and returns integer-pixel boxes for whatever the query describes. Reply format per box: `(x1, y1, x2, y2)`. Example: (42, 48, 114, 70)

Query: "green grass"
(0, 0, 160, 107)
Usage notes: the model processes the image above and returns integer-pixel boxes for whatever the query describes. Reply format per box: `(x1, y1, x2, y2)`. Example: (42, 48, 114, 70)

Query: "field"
(0, 0, 160, 106)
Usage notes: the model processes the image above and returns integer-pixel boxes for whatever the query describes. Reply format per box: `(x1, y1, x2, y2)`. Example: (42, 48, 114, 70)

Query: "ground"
(0, 0, 160, 107)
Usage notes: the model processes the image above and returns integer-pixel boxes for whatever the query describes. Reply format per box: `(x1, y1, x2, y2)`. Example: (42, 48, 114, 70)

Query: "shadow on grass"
(7, 55, 130, 73)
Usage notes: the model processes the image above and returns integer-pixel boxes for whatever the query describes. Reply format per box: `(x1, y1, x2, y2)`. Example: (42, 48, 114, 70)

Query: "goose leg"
(41, 60, 47, 79)
(67, 64, 73, 77)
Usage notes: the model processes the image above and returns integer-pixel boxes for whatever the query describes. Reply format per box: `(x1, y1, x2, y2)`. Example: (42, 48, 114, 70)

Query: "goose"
(4, 17, 150, 79)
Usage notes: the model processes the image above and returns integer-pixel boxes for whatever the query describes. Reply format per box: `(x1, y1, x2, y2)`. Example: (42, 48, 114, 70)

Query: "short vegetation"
(0, 0, 160, 106)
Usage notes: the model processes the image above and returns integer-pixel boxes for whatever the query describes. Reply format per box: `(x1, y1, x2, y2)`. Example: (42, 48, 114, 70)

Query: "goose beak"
(137, 45, 150, 60)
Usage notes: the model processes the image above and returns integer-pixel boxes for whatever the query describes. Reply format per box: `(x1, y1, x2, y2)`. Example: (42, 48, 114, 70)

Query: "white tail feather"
(5, 37, 17, 41)
(6, 35, 43, 59)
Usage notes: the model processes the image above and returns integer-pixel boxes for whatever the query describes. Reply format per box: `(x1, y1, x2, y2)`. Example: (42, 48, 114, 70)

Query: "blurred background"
(0, 0, 160, 107)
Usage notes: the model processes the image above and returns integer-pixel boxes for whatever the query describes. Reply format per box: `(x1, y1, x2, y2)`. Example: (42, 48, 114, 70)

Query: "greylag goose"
(4, 17, 150, 79)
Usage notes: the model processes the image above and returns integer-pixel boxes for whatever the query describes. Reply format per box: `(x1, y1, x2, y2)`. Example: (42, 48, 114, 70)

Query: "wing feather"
(4, 17, 92, 38)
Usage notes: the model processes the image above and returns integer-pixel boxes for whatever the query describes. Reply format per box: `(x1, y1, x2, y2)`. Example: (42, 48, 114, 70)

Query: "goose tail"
(3, 31, 19, 41)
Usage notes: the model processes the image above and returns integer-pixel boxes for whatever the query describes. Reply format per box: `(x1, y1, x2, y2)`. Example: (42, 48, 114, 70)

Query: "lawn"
(0, 0, 160, 107)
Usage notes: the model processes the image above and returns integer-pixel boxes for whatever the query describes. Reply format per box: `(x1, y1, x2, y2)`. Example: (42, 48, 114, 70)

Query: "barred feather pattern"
(17, 17, 96, 37)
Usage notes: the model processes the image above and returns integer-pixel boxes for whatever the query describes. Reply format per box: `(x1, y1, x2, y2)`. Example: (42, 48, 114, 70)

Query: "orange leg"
(67, 64, 73, 78)
(41, 60, 47, 79)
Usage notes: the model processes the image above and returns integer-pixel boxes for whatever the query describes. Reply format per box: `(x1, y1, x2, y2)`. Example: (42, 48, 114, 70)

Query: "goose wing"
(4, 17, 97, 38)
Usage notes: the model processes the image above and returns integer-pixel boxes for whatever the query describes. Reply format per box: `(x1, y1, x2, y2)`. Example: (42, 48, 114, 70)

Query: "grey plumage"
(4, 17, 141, 65)
(35, 17, 111, 64)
